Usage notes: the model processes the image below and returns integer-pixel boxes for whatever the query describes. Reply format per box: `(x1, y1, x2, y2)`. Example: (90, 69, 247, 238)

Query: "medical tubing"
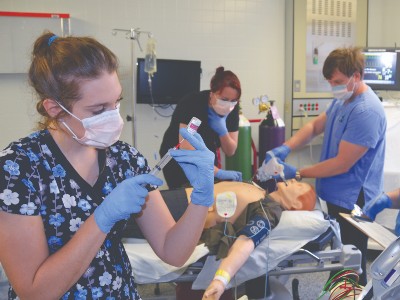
(222, 218, 270, 240)
(259, 200, 272, 231)
(222, 200, 272, 240)
(317, 269, 361, 300)
(233, 277, 238, 299)
(259, 200, 271, 299)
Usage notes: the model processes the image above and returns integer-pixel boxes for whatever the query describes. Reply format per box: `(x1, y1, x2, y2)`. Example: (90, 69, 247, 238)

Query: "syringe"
(149, 117, 201, 176)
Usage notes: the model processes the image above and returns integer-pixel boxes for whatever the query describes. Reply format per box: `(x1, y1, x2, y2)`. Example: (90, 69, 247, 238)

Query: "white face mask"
(57, 102, 124, 149)
(212, 99, 237, 116)
(331, 75, 355, 101)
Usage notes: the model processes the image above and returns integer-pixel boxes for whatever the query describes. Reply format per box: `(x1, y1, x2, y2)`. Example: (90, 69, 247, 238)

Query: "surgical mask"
(57, 102, 124, 149)
(212, 99, 237, 116)
(331, 75, 355, 101)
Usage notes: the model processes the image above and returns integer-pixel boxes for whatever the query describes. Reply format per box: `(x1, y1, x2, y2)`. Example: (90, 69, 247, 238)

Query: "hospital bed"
(0, 206, 362, 299)
(124, 207, 362, 298)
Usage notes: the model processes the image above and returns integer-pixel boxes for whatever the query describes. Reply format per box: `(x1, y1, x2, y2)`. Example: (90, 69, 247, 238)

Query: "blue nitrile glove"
(94, 174, 163, 233)
(170, 128, 215, 207)
(264, 144, 291, 163)
(274, 158, 297, 181)
(363, 193, 392, 221)
(215, 169, 243, 182)
(395, 211, 400, 236)
(208, 107, 228, 137)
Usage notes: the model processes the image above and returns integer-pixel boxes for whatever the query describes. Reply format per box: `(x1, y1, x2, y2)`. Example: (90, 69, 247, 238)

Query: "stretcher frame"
(144, 225, 362, 300)
(170, 236, 362, 284)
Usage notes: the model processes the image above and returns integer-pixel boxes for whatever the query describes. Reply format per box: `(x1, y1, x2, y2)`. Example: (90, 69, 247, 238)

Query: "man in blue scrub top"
(258, 47, 387, 286)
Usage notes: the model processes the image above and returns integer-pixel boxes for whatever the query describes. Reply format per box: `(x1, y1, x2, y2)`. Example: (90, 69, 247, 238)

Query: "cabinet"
(284, 0, 368, 137)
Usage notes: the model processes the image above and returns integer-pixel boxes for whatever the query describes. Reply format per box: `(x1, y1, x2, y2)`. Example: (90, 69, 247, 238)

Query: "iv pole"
(112, 27, 152, 148)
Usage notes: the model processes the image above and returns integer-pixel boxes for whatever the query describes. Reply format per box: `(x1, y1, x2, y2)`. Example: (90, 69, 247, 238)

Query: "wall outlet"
(294, 80, 301, 92)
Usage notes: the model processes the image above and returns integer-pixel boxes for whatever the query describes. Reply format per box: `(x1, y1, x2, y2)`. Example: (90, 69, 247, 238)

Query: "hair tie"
(48, 35, 59, 46)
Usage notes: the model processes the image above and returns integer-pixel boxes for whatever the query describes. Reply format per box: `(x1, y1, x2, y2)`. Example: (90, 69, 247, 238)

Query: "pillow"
(270, 209, 329, 240)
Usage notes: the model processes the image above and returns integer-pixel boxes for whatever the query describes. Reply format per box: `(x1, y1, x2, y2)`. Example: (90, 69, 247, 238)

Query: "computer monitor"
(362, 48, 400, 91)
(136, 58, 202, 104)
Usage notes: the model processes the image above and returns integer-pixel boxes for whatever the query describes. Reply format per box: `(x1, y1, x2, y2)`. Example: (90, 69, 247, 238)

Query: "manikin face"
(275, 179, 316, 211)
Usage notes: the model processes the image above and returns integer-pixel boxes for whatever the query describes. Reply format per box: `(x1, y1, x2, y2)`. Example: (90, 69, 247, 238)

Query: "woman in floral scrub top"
(0, 32, 215, 300)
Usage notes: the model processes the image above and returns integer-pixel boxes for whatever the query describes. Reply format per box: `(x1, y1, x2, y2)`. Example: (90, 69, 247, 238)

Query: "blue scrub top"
(316, 86, 387, 210)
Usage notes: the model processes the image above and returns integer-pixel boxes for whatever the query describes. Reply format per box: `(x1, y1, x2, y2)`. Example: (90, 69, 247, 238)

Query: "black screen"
(363, 49, 400, 91)
(136, 58, 201, 104)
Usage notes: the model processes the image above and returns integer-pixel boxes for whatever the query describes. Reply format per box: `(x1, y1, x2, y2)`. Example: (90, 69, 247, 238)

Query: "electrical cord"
(299, 107, 317, 163)
(146, 73, 175, 117)
(221, 200, 272, 240)
(149, 104, 175, 117)
(383, 90, 400, 102)
(317, 269, 362, 300)
(259, 200, 271, 299)
(221, 200, 272, 299)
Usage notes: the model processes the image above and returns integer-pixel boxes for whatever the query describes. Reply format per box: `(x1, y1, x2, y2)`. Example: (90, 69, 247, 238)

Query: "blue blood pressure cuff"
(238, 215, 270, 247)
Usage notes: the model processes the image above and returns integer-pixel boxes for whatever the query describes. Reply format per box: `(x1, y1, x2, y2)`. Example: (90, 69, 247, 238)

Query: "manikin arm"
(202, 180, 316, 300)
(202, 236, 254, 300)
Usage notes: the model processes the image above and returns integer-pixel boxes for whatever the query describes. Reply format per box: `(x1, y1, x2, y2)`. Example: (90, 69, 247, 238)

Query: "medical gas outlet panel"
(291, 98, 332, 134)
(292, 98, 332, 117)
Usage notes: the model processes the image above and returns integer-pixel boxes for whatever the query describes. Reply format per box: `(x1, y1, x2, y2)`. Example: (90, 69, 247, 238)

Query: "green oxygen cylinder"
(225, 114, 252, 181)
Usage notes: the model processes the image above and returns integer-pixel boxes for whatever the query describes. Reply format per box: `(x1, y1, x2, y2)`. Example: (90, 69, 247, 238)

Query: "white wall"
(367, 0, 400, 102)
(368, 0, 400, 48)
(2, 0, 400, 184)
(0, 0, 286, 179)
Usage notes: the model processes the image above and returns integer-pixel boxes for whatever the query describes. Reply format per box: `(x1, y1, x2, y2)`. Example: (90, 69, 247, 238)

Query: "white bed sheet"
(123, 239, 209, 284)
(0, 210, 330, 293)
(125, 209, 331, 289)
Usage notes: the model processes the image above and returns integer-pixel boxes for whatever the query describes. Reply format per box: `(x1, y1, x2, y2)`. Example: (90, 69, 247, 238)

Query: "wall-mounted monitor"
(362, 48, 400, 91)
(136, 58, 201, 104)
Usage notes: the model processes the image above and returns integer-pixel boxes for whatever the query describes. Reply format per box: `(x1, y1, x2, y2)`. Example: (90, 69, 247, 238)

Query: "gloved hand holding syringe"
(150, 117, 202, 176)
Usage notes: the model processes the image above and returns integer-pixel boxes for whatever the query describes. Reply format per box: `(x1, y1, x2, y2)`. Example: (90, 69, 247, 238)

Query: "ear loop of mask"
(54, 101, 82, 140)
(347, 74, 358, 93)
(55, 101, 82, 122)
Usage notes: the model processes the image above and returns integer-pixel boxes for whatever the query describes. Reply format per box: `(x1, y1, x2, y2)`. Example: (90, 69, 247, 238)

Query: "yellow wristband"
(214, 269, 231, 286)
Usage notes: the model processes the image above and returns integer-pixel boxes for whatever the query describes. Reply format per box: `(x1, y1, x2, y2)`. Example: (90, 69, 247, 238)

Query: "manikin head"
(272, 179, 316, 211)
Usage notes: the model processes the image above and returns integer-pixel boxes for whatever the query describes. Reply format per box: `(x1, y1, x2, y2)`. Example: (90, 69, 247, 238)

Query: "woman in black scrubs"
(160, 66, 243, 189)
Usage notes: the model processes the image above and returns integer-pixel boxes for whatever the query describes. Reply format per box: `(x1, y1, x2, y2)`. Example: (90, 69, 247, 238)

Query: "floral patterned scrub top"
(0, 130, 154, 300)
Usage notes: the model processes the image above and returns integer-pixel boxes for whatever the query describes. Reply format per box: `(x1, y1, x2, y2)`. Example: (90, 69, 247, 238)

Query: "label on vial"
(187, 117, 201, 134)
(216, 191, 237, 218)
